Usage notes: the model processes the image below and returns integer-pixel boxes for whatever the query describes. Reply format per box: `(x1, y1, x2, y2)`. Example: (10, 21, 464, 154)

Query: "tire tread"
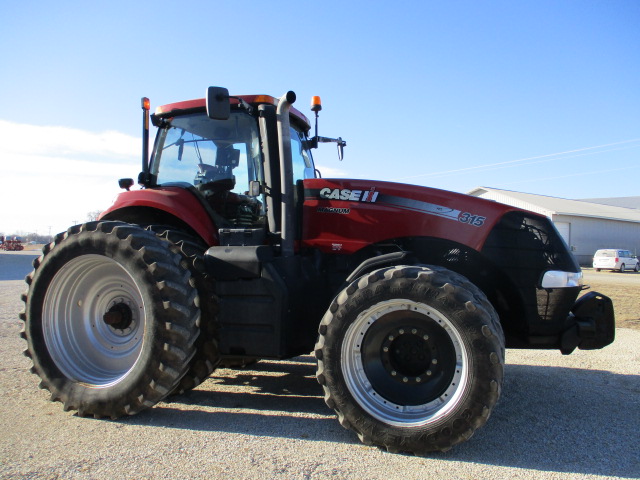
(315, 264, 505, 454)
(20, 221, 200, 418)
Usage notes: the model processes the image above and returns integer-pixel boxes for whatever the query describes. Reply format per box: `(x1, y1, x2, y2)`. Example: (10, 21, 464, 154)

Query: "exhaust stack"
(276, 91, 297, 258)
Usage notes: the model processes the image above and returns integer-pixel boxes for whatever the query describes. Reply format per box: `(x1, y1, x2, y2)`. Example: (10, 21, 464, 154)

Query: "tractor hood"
(302, 178, 529, 254)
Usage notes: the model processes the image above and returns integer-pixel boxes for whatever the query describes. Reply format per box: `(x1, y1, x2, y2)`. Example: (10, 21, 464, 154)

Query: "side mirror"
(206, 86, 230, 120)
(309, 136, 347, 161)
(337, 137, 345, 161)
(248, 180, 262, 197)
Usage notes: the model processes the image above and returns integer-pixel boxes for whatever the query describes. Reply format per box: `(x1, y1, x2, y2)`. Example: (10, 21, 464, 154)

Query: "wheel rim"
(341, 299, 469, 427)
(42, 254, 145, 387)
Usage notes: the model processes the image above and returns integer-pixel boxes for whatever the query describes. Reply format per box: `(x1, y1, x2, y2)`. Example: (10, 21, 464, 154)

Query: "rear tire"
(20, 222, 199, 418)
(315, 265, 504, 453)
(147, 226, 221, 394)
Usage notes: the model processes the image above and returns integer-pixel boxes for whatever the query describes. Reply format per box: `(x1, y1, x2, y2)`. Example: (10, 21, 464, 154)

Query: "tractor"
(20, 87, 615, 454)
(1, 237, 24, 251)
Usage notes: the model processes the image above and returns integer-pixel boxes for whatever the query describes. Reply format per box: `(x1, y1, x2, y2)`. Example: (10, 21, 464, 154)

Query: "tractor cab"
(151, 109, 267, 229)
(107, 90, 327, 249)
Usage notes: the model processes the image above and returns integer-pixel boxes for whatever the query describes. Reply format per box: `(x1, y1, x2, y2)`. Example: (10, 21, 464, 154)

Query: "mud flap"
(560, 291, 615, 354)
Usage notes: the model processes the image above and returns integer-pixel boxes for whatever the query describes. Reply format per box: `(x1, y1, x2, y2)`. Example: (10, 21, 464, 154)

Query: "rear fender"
(99, 187, 218, 245)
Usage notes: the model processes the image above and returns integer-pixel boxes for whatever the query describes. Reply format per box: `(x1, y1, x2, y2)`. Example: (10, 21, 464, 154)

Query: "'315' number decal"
(458, 212, 486, 227)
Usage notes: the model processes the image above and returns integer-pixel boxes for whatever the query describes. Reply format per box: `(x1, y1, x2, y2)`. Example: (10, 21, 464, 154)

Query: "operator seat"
(194, 145, 243, 222)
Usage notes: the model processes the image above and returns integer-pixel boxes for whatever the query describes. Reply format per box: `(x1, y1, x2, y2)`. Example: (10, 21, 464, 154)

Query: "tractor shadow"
(173, 356, 328, 416)
(125, 355, 355, 444)
(123, 356, 639, 478)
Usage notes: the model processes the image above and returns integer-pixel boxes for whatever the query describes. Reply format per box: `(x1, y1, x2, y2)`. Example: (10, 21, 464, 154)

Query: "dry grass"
(580, 275, 639, 330)
(23, 243, 45, 251)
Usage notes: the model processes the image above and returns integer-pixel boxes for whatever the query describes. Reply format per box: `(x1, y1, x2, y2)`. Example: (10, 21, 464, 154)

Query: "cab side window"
(290, 126, 315, 183)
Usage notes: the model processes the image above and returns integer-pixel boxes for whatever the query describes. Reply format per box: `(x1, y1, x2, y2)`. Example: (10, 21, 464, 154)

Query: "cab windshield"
(151, 111, 264, 227)
(149, 110, 316, 228)
(151, 111, 262, 194)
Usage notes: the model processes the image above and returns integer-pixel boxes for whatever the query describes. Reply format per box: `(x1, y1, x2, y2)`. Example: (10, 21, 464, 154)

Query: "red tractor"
(20, 87, 614, 454)
(1, 237, 24, 251)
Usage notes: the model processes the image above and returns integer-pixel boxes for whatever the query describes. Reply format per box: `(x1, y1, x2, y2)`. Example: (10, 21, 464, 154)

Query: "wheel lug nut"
(412, 329, 417, 334)
(391, 371, 397, 376)
(388, 335, 394, 341)
(432, 359, 438, 365)
(427, 370, 432, 376)
(383, 347, 389, 352)
(423, 335, 429, 340)
(399, 329, 404, 334)
(416, 377, 422, 383)
(403, 377, 408, 383)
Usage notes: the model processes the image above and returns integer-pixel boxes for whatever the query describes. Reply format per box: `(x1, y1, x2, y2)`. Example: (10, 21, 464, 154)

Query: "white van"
(592, 249, 639, 272)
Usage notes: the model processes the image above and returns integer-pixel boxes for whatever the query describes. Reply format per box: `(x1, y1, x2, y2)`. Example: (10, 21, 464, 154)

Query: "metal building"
(467, 187, 640, 266)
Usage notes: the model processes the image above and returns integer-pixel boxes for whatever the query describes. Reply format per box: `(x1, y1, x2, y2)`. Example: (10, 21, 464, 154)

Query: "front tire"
(315, 265, 504, 453)
(619, 263, 626, 273)
(20, 222, 199, 418)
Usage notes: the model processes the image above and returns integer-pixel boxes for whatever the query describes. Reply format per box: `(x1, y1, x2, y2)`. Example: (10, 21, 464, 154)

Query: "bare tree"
(86, 210, 102, 222)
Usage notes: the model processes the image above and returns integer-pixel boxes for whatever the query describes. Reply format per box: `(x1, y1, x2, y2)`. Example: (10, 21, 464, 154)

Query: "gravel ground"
(1, 252, 638, 480)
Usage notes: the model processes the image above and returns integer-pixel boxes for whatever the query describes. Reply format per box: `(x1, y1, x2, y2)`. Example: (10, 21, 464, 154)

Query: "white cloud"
(0, 120, 139, 159)
(316, 165, 349, 178)
(0, 120, 140, 236)
(0, 119, 352, 237)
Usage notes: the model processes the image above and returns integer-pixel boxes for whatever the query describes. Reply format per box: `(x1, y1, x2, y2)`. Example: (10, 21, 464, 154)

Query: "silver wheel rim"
(42, 254, 145, 387)
(341, 299, 469, 427)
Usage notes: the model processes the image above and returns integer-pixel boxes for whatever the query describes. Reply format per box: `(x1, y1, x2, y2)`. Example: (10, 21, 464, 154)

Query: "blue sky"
(1, 1, 638, 235)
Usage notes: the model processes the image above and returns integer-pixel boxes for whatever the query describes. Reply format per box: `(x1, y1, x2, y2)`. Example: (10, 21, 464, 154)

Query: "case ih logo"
(319, 187, 379, 203)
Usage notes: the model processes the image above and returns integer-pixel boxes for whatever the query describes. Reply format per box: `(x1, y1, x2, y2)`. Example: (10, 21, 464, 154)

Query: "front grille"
(483, 211, 578, 286)
(482, 211, 580, 336)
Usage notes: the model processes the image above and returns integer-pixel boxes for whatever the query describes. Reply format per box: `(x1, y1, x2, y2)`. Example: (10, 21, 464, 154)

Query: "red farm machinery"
(20, 87, 615, 454)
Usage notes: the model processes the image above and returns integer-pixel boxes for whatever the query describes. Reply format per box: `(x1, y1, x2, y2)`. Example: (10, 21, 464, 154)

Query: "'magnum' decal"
(317, 207, 351, 214)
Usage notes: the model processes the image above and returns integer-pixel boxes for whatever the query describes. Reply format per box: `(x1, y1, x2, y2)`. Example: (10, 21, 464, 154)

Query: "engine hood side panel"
(301, 179, 526, 254)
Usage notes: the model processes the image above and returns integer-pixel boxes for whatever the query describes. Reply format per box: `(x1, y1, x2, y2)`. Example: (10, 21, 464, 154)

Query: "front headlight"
(541, 270, 584, 289)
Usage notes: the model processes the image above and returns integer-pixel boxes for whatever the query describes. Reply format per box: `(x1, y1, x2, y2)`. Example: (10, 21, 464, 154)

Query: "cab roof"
(154, 94, 311, 129)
